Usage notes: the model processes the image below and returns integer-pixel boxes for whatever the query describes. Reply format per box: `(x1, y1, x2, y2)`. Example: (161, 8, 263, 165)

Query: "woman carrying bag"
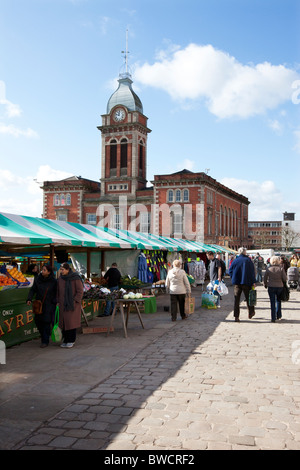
(26, 264, 57, 348)
(57, 263, 84, 348)
(166, 259, 191, 321)
(264, 255, 287, 323)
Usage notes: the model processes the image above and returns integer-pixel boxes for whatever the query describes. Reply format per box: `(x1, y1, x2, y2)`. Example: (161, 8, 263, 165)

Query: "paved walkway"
(1, 282, 300, 450)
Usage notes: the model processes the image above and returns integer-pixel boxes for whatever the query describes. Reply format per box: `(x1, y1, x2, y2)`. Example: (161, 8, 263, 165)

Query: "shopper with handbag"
(166, 259, 191, 321)
(57, 263, 83, 348)
(26, 264, 57, 348)
(264, 255, 287, 322)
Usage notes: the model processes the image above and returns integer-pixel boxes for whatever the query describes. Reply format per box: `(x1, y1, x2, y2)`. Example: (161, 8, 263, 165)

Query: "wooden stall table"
(107, 298, 146, 338)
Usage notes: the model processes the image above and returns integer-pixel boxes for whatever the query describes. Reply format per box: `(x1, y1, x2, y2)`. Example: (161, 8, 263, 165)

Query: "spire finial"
(120, 29, 131, 78)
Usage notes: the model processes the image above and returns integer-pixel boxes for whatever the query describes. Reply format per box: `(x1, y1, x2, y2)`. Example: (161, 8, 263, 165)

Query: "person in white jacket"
(166, 259, 191, 321)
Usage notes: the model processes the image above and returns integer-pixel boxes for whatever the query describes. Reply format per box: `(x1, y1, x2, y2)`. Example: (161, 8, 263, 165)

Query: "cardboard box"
(82, 326, 114, 334)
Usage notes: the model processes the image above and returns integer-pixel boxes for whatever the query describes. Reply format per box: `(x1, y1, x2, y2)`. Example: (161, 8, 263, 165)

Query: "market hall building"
(42, 69, 250, 251)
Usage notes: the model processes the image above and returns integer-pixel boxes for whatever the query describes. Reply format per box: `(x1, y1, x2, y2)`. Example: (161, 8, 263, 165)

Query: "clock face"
(113, 108, 125, 122)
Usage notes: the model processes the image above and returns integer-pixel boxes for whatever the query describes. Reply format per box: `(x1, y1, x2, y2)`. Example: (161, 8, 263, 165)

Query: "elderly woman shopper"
(57, 262, 84, 348)
(166, 259, 191, 321)
(26, 264, 57, 348)
(264, 255, 287, 323)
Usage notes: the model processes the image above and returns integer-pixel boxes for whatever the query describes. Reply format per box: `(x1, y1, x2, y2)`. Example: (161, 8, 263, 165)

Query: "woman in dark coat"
(26, 264, 57, 348)
(57, 263, 83, 348)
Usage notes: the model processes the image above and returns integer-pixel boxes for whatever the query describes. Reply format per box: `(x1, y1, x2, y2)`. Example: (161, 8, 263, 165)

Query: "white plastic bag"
(216, 281, 228, 296)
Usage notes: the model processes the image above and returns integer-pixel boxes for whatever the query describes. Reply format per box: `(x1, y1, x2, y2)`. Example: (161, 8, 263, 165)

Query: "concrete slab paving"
(1, 281, 300, 450)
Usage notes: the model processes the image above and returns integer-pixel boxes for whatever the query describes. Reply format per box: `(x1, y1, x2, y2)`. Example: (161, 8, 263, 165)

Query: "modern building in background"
(248, 212, 300, 251)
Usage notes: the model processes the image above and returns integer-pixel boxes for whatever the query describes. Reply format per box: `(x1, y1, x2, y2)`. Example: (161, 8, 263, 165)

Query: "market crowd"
(25, 248, 298, 349)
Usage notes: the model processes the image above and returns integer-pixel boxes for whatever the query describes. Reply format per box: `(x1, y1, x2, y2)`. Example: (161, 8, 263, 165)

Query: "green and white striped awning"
(0, 212, 230, 253)
(0, 213, 53, 245)
(100, 228, 182, 251)
(0, 213, 133, 248)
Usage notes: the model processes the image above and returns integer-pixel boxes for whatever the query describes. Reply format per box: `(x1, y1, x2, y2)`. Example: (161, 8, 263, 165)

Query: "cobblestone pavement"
(2, 283, 300, 450)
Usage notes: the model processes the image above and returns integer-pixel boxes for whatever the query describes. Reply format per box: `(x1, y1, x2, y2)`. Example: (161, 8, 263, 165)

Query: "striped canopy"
(0, 212, 230, 253)
(0, 213, 132, 248)
(100, 228, 183, 251)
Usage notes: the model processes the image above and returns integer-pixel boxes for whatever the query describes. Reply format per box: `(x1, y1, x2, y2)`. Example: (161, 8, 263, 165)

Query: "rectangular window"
(173, 213, 183, 236)
(57, 213, 68, 221)
(206, 190, 213, 205)
(140, 212, 151, 233)
(87, 214, 97, 225)
(114, 213, 123, 230)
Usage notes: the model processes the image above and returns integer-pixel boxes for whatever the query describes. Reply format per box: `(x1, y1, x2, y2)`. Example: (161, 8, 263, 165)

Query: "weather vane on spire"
(120, 29, 131, 78)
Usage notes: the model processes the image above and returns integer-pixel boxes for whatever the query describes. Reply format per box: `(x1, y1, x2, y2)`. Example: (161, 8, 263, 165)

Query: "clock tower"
(97, 70, 151, 202)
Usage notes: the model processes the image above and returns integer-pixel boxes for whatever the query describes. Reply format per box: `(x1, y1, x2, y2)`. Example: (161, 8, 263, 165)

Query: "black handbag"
(280, 283, 290, 302)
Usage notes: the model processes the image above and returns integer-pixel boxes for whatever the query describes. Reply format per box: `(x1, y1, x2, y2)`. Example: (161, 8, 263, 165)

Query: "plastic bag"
(217, 281, 228, 296)
(201, 292, 218, 309)
(51, 306, 62, 343)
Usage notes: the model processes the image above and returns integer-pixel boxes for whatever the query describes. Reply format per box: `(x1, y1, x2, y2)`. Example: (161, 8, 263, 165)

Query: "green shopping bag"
(248, 287, 257, 307)
(51, 305, 62, 343)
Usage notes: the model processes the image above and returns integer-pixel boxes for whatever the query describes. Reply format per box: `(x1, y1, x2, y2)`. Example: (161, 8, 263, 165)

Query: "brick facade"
(41, 73, 250, 249)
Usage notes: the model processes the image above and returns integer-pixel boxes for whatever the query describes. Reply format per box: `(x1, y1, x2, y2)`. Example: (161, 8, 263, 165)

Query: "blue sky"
(0, 0, 299, 221)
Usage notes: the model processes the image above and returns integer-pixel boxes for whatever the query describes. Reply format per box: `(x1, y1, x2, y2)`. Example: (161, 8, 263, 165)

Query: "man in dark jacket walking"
(229, 247, 256, 322)
(101, 263, 121, 316)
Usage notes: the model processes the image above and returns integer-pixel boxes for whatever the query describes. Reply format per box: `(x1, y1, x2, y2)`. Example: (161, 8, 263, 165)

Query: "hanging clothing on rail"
(188, 260, 206, 285)
(137, 252, 148, 283)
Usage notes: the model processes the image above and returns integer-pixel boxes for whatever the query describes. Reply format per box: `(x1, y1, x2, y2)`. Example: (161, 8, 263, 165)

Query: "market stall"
(0, 211, 232, 347)
(0, 213, 137, 347)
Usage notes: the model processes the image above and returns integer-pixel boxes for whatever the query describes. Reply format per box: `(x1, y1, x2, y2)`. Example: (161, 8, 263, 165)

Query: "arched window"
(168, 190, 174, 202)
(175, 189, 181, 202)
(60, 194, 66, 206)
(66, 193, 71, 206)
(110, 139, 117, 175)
(183, 189, 189, 202)
(224, 207, 228, 236)
(220, 205, 223, 235)
(120, 138, 127, 175)
(54, 194, 60, 206)
(139, 140, 144, 176)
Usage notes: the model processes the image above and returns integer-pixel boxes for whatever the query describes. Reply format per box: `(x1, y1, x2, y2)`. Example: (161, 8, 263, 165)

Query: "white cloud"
(36, 165, 73, 182)
(268, 119, 283, 134)
(0, 100, 22, 118)
(177, 159, 195, 171)
(293, 129, 300, 154)
(220, 177, 285, 220)
(135, 43, 299, 119)
(0, 166, 73, 217)
(0, 80, 22, 118)
(0, 81, 39, 138)
(0, 123, 38, 138)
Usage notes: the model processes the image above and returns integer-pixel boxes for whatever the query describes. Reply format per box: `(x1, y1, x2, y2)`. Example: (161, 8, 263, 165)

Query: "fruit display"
(7, 267, 29, 284)
(0, 274, 17, 287)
